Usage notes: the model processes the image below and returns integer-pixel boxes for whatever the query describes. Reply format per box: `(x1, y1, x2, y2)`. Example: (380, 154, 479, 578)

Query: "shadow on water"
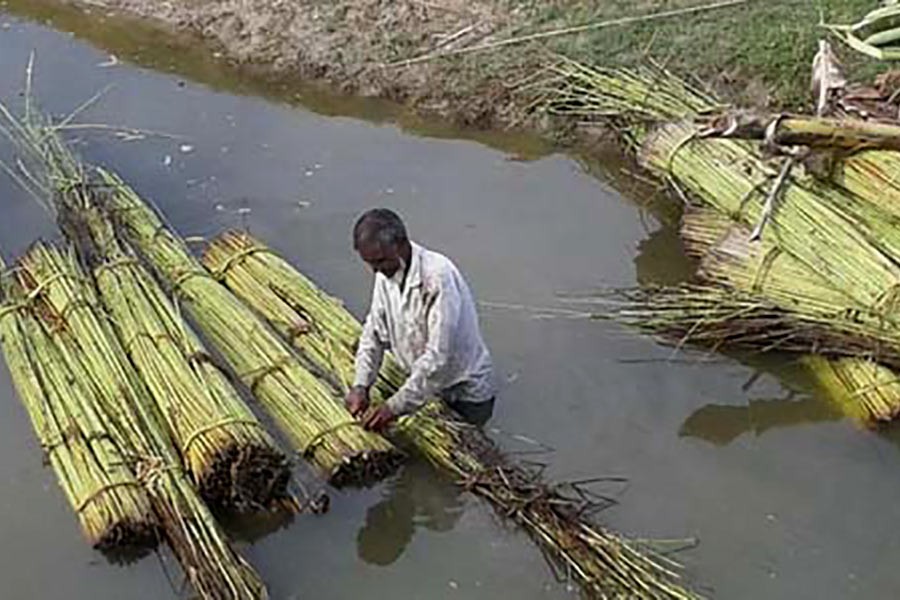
(677, 356, 845, 446)
(356, 459, 463, 567)
(628, 199, 847, 447)
(217, 506, 297, 545)
(1, 0, 553, 161)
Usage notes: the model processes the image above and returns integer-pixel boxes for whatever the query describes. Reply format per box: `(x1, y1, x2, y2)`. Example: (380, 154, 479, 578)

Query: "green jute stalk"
(98, 170, 401, 487)
(682, 207, 900, 423)
(16, 242, 267, 600)
(545, 61, 900, 425)
(835, 151, 900, 219)
(591, 284, 900, 424)
(0, 276, 158, 550)
(63, 202, 289, 511)
(0, 89, 400, 488)
(541, 56, 722, 148)
(639, 120, 900, 311)
(201, 230, 702, 600)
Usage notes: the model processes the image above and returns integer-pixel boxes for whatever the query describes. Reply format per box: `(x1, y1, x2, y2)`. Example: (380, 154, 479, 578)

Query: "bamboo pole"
(709, 113, 900, 151)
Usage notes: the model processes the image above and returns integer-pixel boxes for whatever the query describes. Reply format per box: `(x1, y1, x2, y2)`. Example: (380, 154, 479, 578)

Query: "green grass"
(516, 0, 883, 109)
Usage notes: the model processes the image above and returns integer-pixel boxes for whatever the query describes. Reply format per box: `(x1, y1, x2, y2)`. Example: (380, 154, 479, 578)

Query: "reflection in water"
(218, 505, 297, 545)
(357, 459, 463, 567)
(680, 392, 843, 446)
(634, 226, 697, 287)
(629, 217, 848, 446)
(678, 356, 844, 445)
(2, 0, 552, 160)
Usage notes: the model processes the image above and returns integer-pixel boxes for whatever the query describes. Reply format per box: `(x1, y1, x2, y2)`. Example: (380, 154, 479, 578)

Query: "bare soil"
(80, 0, 540, 128)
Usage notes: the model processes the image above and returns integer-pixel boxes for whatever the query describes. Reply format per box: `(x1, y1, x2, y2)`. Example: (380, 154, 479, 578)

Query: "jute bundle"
(546, 60, 900, 425)
(201, 230, 702, 599)
(0, 80, 400, 487)
(690, 208, 900, 422)
(63, 203, 289, 510)
(99, 171, 401, 487)
(16, 242, 267, 599)
(0, 278, 157, 549)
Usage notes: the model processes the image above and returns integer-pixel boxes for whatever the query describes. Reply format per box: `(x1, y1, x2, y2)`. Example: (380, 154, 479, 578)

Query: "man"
(346, 208, 496, 431)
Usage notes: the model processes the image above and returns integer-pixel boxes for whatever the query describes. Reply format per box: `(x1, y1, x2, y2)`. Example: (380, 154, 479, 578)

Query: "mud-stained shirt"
(353, 241, 495, 416)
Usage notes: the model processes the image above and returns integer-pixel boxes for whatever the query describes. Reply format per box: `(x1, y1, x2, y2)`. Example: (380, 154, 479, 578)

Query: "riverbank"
(23, 0, 883, 132)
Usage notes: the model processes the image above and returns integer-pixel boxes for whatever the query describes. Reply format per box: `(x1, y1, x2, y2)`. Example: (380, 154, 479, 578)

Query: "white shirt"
(353, 241, 495, 416)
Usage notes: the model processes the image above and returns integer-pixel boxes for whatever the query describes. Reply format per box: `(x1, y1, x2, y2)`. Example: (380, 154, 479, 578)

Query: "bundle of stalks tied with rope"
(544, 47, 900, 426)
(0, 264, 158, 551)
(97, 170, 403, 487)
(0, 83, 274, 596)
(0, 85, 402, 489)
(60, 198, 290, 511)
(13, 241, 267, 599)
(201, 230, 703, 599)
(0, 89, 292, 510)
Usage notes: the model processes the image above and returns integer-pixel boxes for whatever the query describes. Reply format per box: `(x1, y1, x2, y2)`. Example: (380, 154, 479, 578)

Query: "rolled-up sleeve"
(353, 289, 387, 389)
(387, 273, 460, 416)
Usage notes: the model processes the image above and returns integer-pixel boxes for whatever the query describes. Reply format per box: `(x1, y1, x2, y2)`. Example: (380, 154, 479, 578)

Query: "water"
(0, 5, 899, 599)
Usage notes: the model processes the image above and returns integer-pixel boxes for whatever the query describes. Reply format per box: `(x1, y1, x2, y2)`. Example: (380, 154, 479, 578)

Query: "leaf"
(811, 39, 847, 116)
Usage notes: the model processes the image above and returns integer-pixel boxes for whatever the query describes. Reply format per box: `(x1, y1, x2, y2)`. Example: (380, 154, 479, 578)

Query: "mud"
(77, 0, 537, 128)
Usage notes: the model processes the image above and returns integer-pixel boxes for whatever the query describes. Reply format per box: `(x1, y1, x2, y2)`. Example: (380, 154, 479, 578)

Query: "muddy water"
(0, 6, 899, 600)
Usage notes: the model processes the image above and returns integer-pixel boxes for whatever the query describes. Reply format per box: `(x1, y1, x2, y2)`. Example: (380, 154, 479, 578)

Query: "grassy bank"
(520, 1, 879, 109)
(3, 1, 890, 128)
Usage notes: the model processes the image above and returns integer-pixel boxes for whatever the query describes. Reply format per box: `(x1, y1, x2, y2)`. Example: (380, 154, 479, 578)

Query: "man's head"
(353, 208, 411, 278)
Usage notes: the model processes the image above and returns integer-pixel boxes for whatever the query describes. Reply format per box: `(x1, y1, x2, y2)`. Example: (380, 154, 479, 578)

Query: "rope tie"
(210, 244, 279, 280)
(665, 126, 700, 174)
(134, 456, 183, 488)
(752, 247, 782, 293)
(170, 268, 212, 297)
(75, 480, 145, 513)
(239, 355, 294, 395)
(95, 257, 139, 277)
(734, 178, 768, 220)
(59, 297, 94, 322)
(0, 302, 28, 322)
(181, 417, 267, 456)
(25, 272, 87, 302)
(301, 421, 363, 458)
(124, 330, 182, 355)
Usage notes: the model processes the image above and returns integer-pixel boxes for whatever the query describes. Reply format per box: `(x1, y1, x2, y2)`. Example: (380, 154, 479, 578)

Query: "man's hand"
(346, 386, 370, 417)
(362, 404, 396, 432)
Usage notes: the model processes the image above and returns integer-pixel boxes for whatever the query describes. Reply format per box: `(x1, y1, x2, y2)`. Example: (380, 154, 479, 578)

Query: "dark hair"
(353, 208, 408, 250)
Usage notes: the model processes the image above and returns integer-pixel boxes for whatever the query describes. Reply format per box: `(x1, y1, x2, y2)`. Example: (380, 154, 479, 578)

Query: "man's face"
(357, 240, 403, 278)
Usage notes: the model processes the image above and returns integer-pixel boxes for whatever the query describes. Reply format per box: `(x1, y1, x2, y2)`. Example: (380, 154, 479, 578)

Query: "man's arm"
(386, 272, 461, 417)
(348, 290, 387, 415)
(353, 307, 386, 390)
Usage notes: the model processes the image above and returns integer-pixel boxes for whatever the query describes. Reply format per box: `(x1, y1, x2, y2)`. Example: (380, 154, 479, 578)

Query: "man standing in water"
(346, 208, 496, 431)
